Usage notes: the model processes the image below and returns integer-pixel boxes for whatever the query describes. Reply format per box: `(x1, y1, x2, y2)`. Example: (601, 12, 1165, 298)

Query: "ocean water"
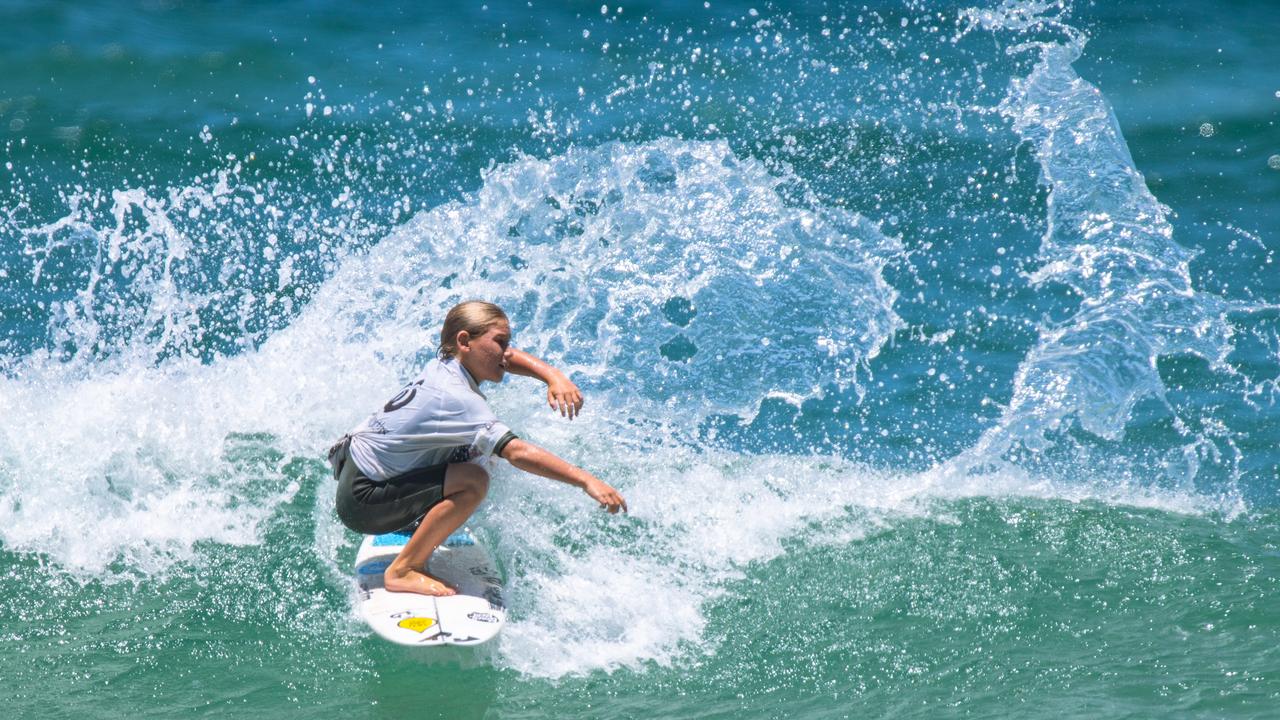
(2, 0, 1279, 717)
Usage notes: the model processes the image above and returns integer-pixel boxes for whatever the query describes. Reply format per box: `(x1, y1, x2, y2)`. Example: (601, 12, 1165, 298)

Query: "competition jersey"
(346, 358, 518, 482)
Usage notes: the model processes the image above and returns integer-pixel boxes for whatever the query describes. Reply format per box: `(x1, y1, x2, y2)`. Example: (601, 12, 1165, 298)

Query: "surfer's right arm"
(498, 439, 627, 514)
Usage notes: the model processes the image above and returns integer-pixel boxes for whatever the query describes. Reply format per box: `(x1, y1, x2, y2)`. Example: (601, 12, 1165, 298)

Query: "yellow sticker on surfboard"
(397, 617, 436, 633)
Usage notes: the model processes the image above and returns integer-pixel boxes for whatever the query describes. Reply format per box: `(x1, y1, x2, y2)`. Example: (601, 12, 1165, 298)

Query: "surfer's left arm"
(499, 438, 627, 514)
(505, 348, 584, 419)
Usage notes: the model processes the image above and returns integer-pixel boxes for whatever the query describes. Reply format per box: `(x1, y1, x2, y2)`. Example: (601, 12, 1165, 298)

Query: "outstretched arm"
(505, 348, 584, 419)
(499, 438, 627, 514)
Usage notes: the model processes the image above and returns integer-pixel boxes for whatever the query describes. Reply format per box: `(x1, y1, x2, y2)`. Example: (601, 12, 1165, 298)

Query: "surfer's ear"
(455, 330, 472, 351)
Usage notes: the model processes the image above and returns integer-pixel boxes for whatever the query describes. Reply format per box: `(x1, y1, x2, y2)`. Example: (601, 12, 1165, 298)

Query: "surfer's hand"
(584, 477, 627, 514)
(546, 374, 584, 419)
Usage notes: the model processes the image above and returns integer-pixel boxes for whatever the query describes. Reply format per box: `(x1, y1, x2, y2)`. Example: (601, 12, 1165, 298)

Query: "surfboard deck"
(353, 527, 506, 647)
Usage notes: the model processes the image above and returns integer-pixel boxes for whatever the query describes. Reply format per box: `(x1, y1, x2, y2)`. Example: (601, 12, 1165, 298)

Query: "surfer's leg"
(384, 462, 489, 596)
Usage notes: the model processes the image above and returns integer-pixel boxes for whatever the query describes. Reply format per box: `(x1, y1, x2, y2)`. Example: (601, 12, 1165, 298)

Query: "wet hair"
(438, 301, 509, 360)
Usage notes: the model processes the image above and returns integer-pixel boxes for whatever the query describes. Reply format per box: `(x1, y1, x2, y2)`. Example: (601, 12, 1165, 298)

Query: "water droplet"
(1269, 154, 1280, 170)
(662, 297, 697, 326)
(659, 334, 698, 362)
(1199, 123, 1215, 137)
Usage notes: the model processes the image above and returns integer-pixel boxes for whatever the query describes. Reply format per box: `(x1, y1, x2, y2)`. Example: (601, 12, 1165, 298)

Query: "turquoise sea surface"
(2, 1, 1279, 717)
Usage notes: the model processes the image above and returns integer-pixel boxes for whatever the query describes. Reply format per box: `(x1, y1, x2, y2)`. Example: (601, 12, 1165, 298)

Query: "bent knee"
(447, 462, 490, 497)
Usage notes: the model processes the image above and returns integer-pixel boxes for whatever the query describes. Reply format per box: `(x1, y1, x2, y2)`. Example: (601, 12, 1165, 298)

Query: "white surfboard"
(353, 527, 506, 647)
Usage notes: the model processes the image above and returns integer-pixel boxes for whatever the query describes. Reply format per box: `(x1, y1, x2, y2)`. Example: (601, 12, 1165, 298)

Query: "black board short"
(331, 439, 447, 535)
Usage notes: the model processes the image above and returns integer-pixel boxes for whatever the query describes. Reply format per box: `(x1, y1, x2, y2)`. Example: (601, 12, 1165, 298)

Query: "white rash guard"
(346, 358, 518, 482)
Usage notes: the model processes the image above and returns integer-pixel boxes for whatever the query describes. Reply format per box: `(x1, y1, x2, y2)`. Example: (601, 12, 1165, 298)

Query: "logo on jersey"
(383, 379, 425, 413)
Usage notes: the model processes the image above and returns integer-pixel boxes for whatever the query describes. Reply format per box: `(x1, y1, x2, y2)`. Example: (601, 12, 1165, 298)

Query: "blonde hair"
(438, 301, 509, 359)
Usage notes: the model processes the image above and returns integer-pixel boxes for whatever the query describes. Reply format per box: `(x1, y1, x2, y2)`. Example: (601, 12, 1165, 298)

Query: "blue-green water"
(3, 1, 1279, 717)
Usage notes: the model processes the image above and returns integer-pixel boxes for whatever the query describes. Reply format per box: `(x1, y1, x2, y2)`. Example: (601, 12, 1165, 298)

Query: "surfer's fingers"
(548, 388, 584, 419)
(547, 390, 567, 417)
(601, 492, 625, 514)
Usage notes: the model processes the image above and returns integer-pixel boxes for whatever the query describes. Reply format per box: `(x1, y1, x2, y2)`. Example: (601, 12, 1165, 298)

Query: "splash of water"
(314, 139, 904, 416)
(0, 139, 902, 578)
(945, 5, 1274, 504)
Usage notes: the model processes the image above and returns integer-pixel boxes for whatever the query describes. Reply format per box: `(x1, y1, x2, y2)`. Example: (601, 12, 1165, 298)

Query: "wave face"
(2, 0, 1279, 713)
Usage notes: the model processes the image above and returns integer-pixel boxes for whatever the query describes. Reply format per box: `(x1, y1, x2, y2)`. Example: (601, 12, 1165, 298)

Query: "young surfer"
(330, 300, 627, 596)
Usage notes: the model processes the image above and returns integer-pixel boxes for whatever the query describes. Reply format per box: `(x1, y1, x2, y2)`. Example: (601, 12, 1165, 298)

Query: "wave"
(0, 139, 900, 574)
(1, 0, 1274, 681)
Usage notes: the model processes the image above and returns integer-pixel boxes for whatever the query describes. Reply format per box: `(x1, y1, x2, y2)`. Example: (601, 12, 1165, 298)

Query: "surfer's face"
(458, 321, 512, 383)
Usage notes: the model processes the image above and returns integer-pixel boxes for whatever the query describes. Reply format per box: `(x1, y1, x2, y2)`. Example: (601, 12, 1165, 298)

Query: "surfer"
(329, 300, 627, 596)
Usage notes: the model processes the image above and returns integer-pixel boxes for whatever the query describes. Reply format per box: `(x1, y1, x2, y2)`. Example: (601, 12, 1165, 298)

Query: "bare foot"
(384, 565, 457, 596)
